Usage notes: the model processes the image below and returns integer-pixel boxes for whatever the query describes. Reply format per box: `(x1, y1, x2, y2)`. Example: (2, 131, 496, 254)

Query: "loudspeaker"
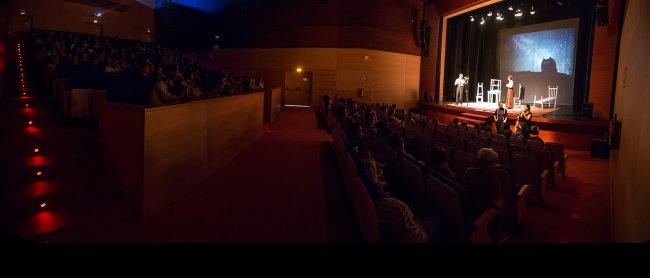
(591, 136, 610, 158)
(581, 102, 594, 120)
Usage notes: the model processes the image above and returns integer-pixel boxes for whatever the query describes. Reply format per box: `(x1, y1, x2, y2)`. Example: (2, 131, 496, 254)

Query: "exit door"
(284, 71, 312, 107)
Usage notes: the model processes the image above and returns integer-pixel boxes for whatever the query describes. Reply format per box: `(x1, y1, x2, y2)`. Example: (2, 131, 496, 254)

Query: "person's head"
(498, 102, 503, 108)
(452, 118, 459, 125)
(525, 104, 531, 112)
(459, 73, 463, 78)
(508, 75, 513, 81)
(477, 148, 499, 168)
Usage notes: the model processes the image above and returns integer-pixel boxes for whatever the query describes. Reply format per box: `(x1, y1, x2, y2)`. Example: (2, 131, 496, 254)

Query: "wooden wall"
(100, 93, 265, 218)
(8, 0, 154, 41)
(190, 48, 421, 108)
(588, 0, 623, 120)
(610, 0, 650, 242)
(264, 86, 282, 124)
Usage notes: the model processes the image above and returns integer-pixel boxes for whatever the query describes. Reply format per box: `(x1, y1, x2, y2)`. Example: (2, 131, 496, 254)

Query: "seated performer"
(454, 74, 467, 105)
(493, 102, 508, 134)
(515, 104, 533, 139)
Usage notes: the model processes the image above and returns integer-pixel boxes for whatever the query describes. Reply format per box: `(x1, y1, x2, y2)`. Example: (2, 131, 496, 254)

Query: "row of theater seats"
(325, 101, 511, 243)
(392, 115, 568, 208)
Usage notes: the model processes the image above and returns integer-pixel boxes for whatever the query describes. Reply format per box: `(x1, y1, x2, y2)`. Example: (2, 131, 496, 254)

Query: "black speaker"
(581, 102, 594, 120)
(591, 136, 610, 158)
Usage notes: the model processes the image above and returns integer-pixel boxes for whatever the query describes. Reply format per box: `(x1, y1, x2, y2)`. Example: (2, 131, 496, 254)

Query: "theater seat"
(545, 142, 568, 178)
(509, 144, 529, 155)
(530, 148, 557, 187)
(494, 166, 530, 232)
(453, 151, 478, 181)
(510, 154, 549, 207)
(401, 158, 432, 217)
(449, 135, 467, 152)
(352, 177, 380, 242)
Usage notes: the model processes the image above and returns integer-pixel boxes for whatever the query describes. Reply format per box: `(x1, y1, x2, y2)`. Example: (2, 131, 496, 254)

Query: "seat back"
(448, 135, 467, 152)
(458, 128, 473, 140)
(510, 137, 525, 146)
(510, 154, 544, 200)
(416, 136, 433, 162)
(423, 125, 435, 139)
(453, 151, 478, 181)
(491, 139, 508, 150)
(466, 140, 487, 157)
(530, 148, 554, 179)
(494, 148, 511, 167)
(549, 86, 558, 98)
(352, 177, 381, 242)
(509, 144, 529, 155)
(495, 166, 521, 230)
(401, 158, 432, 216)
(526, 139, 544, 150)
(435, 130, 448, 145)
(426, 174, 467, 242)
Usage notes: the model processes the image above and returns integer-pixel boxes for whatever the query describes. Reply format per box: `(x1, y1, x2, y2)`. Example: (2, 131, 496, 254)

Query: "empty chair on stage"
(476, 82, 484, 103)
(487, 79, 501, 104)
(534, 85, 558, 108)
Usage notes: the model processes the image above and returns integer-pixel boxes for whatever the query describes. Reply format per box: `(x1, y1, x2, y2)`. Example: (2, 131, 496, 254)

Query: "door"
(284, 71, 312, 107)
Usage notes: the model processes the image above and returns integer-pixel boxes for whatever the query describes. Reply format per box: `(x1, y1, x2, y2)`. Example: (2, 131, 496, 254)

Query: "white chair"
(476, 82, 484, 103)
(534, 85, 558, 108)
(487, 79, 501, 103)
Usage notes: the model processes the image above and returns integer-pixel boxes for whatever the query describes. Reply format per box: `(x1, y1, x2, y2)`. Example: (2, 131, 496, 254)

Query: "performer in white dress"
(506, 75, 514, 109)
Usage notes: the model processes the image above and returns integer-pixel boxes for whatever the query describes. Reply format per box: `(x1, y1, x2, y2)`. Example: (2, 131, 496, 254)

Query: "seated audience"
(429, 146, 455, 181)
(461, 148, 501, 220)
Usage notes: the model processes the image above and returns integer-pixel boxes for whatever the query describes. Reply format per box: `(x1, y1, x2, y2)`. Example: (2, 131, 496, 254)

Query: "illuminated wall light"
(28, 120, 33, 125)
(296, 67, 303, 73)
(508, 6, 514, 11)
(496, 12, 504, 20)
(34, 147, 40, 153)
(515, 9, 523, 17)
(480, 17, 486, 25)
(35, 170, 43, 176)
(487, 11, 493, 17)
(40, 202, 47, 208)
(470, 16, 475, 22)
(530, 6, 536, 15)
(25, 103, 29, 107)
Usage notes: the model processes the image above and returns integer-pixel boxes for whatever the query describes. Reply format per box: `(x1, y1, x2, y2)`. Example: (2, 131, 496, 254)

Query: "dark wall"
(0, 0, 8, 99)
(156, 0, 423, 55)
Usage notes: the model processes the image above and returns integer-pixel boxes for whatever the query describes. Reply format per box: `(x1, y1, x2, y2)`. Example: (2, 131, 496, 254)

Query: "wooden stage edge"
(418, 101, 609, 151)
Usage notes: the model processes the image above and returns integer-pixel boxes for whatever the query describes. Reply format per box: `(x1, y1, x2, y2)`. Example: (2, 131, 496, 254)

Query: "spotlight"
(496, 12, 504, 21)
(28, 120, 33, 125)
(34, 147, 40, 153)
(530, 6, 536, 15)
(94, 12, 102, 17)
(25, 103, 29, 107)
(40, 202, 47, 208)
(508, 6, 514, 11)
(487, 11, 493, 17)
(93, 19, 99, 24)
(35, 170, 43, 176)
(515, 8, 523, 17)
(480, 17, 486, 25)
(22, 92, 26, 96)
(470, 16, 475, 22)
(296, 67, 303, 73)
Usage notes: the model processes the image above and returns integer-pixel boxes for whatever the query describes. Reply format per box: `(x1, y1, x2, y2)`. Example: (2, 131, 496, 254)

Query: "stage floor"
(443, 102, 559, 117)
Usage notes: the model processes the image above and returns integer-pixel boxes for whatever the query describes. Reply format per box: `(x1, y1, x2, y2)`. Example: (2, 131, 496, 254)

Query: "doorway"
(284, 71, 312, 107)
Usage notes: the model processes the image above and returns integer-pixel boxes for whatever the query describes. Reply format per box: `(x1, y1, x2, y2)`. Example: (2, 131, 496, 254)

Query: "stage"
(441, 102, 559, 117)
(418, 101, 609, 151)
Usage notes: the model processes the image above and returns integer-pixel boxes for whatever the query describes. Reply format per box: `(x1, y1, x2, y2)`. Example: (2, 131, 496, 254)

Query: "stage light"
(530, 6, 536, 15)
(94, 12, 102, 17)
(508, 6, 514, 11)
(296, 67, 303, 73)
(25, 103, 29, 107)
(93, 19, 99, 24)
(19, 10, 27, 15)
(480, 17, 486, 25)
(34, 147, 40, 153)
(35, 170, 43, 176)
(496, 12, 504, 21)
(28, 120, 33, 125)
(40, 202, 47, 208)
(470, 16, 475, 22)
(515, 9, 523, 17)
(487, 11, 493, 17)
(22, 92, 27, 96)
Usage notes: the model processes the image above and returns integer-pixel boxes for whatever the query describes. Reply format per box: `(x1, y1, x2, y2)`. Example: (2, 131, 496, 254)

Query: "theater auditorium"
(0, 0, 648, 244)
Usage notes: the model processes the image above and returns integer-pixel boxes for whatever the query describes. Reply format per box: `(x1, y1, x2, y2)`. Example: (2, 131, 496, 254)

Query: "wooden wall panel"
(196, 48, 421, 108)
(8, 0, 154, 41)
(99, 93, 264, 219)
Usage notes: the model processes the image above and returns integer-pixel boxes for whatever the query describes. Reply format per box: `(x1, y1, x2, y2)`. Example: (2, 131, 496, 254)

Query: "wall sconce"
(296, 67, 303, 73)
(362, 55, 370, 61)
(146, 27, 152, 34)
(19, 9, 27, 15)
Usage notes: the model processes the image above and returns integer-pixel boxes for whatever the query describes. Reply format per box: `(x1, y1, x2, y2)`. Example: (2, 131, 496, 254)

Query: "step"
(461, 112, 492, 121)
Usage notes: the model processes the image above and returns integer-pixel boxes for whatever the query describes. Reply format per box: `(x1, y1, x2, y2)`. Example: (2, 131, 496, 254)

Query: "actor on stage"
(515, 104, 533, 139)
(506, 75, 514, 109)
(493, 102, 508, 134)
(454, 74, 467, 105)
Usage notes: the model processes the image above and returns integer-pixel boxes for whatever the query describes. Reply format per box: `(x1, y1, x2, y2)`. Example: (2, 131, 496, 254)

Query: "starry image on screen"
(505, 28, 576, 75)
(498, 18, 579, 105)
